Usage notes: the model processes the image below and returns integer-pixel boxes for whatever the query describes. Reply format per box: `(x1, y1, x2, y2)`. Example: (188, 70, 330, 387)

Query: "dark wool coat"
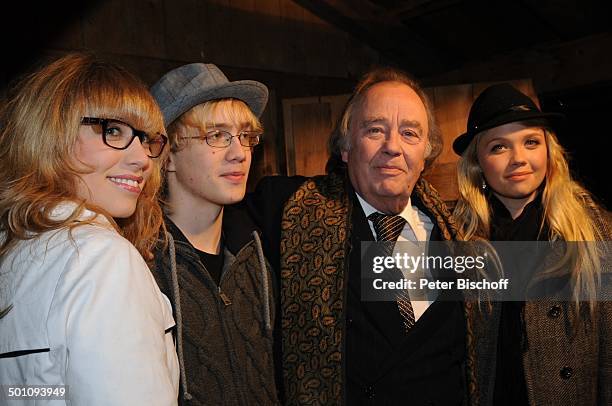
(248, 172, 475, 405)
(467, 204, 612, 406)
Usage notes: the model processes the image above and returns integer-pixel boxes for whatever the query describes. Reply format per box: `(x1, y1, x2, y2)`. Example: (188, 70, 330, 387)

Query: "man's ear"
(424, 142, 432, 158)
(166, 153, 176, 172)
(341, 150, 349, 163)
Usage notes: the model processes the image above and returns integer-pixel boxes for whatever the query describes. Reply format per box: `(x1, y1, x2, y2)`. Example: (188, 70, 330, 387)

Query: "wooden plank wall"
(3, 1, 541, 201)
(425, 79, 536, 202)
(42, 0, 379, 81)
(282, 94, 350, 176)
(4, 0, 382, 190)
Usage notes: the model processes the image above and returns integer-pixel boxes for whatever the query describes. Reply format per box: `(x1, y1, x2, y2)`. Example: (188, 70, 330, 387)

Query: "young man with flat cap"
(150, 64, 279, 405)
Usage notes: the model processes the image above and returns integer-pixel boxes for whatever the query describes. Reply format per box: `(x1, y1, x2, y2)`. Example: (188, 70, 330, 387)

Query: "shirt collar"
(355, 192, 418, 227)
(50, 201, 109, 225)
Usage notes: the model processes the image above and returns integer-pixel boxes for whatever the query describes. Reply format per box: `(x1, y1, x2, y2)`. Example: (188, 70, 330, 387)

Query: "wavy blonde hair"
(0, 52, 167, 261)
(454, 124, 603, 307)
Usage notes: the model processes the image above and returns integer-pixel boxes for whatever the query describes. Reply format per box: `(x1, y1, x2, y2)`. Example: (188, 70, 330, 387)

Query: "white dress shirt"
(356, 193, 435, 321)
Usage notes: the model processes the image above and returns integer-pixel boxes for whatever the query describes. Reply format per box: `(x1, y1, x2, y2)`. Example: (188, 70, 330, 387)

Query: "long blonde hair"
(454, 126, 603, 306)
(0, 52, 167, 261)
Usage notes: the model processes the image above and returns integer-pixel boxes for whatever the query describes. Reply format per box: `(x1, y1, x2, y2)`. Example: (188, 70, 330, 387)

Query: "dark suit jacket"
(245, 175, 466, 405)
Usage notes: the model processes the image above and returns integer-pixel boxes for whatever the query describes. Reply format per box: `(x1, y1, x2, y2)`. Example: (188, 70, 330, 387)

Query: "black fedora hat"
(452, 83, 565, 155)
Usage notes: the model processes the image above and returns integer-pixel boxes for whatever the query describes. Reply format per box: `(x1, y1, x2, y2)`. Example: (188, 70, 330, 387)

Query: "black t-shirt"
(196, 247, 224, 286)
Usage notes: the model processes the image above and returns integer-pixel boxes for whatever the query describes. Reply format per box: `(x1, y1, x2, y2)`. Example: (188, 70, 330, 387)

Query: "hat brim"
(452, 111, 565, 155)
(162, 80, 269, 126)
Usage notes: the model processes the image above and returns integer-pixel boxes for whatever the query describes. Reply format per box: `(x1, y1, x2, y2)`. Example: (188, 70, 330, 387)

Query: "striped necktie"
(368, 212, 416, 332)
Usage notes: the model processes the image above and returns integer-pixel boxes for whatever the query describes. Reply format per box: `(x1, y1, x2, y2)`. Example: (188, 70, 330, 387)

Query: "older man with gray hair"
(247, 67, 471, 405)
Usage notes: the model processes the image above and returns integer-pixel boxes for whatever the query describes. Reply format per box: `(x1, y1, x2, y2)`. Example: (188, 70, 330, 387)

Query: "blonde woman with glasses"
(0, 53, 178, 405)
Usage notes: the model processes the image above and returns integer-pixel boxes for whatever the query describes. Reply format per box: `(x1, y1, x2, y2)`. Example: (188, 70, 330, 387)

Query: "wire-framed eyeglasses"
(182, 129, 262, 148)
(80, 117, 168, 158)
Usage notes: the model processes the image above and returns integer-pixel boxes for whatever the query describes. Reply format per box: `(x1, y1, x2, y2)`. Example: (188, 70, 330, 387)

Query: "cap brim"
(452, 111, 565, 155)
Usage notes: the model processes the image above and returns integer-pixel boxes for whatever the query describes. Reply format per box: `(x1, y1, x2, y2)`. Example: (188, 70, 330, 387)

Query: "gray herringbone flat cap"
(151, 63, 268, 126)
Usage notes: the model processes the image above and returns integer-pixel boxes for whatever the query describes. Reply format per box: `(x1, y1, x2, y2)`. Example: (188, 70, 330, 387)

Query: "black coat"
(245, 175, 467, 405)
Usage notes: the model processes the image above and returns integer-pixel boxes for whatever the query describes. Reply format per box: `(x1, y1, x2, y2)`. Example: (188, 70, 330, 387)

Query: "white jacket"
(0, 207, 179, 405)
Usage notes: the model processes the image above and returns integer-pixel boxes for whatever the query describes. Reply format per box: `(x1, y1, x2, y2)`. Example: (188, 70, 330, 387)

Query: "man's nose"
(226, 135, 247, 162)
(382, 131, 402, 155)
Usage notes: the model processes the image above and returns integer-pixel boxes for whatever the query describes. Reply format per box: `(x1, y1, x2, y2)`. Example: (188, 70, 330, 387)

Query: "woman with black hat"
(452, 83, 611, 406)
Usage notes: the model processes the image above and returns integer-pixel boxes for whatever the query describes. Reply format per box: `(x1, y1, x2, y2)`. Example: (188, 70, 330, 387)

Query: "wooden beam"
(384, 0, 462, 20)
(292, 0, 459, 75)
(422, 32, 612, 93)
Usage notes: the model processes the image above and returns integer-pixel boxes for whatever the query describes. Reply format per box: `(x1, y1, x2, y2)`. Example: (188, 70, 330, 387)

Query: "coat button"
(364, 386, 375, 399)
(560, 367, 573, 379)
(346, 318, 353, 329)
(547, 305, 561, 318)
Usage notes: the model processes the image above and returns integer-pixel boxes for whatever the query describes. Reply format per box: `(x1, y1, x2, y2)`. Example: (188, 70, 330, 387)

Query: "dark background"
(1, 0, 609, 208)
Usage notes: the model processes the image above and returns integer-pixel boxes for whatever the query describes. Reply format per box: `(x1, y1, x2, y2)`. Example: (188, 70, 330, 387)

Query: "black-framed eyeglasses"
(182, 129, 262, 148)
(80, 117, 168, 158)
